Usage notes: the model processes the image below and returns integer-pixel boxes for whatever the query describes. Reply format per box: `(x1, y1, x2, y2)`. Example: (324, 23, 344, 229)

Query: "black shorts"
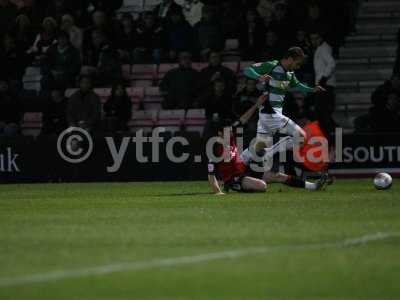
(223, 172, 252, 192)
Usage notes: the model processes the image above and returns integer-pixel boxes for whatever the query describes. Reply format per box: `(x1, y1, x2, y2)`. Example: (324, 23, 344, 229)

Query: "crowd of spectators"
(0, 0, 357, 137)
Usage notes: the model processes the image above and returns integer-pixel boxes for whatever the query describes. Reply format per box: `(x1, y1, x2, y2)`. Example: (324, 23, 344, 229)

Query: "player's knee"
(263, 171, 287, 183)
(257, 180, 267, 191)
(263, 171, 276, 182)
(298, 127, 307, 141)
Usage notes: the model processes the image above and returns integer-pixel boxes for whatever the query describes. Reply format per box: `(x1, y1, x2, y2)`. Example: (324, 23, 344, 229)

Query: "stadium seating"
(336, 93, 371, 105)
(156, 109, 185, 133)
(221, 62, 239, 73)
(223, 39, 241, 61)
(129, 110, 158, 134)
(94, 88, 111, 103)
(23, 74, 42, 91)
(22, 112, 43, 137)
(184, 109, 207, 135)
(143, 86, 163, 110)
(157, 63, 178, 82)
(131, 64, 157, 87)
(122, 64, 131, 80)
(126, 87, 144, 110)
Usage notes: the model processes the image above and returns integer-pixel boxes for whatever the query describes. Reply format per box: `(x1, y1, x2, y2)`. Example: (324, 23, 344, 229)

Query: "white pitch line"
(0, 232, 398, 288)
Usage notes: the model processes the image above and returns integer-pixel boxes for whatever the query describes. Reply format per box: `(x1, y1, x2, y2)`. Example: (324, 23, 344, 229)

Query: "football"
(373, 173, 393, 190)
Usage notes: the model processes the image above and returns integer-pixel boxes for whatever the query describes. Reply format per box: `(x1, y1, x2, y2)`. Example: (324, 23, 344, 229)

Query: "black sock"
(285, 176, 306, 188)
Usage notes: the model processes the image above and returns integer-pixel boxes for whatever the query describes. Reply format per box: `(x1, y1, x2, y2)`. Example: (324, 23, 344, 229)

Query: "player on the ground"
(207, 97, 328, 195)
(243, 47, 326, 183)
(207, 97, 267, 195)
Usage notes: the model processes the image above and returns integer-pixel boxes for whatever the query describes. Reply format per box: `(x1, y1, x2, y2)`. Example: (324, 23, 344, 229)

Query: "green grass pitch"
(0, 179, 399, 300)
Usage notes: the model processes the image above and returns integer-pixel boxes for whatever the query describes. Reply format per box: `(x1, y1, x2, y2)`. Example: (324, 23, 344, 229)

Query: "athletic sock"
(285, 176, 318, 190)
(284, 176, 306, 188)
(305, 181, 318, 190)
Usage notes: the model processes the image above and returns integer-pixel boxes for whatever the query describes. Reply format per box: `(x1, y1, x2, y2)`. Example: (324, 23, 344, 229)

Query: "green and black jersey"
(244, 60, 314, 114)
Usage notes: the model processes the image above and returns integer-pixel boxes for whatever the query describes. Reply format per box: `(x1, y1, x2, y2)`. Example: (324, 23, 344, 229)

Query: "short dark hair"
(283, 47, 306, 60)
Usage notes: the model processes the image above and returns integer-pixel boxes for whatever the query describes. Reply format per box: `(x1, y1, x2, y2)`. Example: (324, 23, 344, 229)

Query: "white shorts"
(257, 113, 299, 138)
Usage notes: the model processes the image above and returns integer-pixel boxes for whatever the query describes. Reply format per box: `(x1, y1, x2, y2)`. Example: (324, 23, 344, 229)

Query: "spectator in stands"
(219, 0, 243, 39)
(43, 0, 74, 22)
(0, 34, 30, 89)
(115, 13, 137, 63)
(202, 79, 234, 120)
(90, 0, 123, 16)
(103, 82, 132, 133)
(160, 51, 200, 109)
(303, 3, 329, 39)
(164, 10, 195, 62)
(182, 0, 203, 27)
(42, 87, 68, 135)
(270, 3, 292, 48)
(29, 17, 58, 58)
(0, 80, 22, 137)
(83, 10, 114, 50)
(195, 5, 224, 61)
(372, 74, 400, 108)
(310, 31, 336, 89)
(82, 29, 122, 87)
(370, 92, 400, 132)
(201, 79, 234, 138)
(133, 11, 164, 64)
(292, 29, 314, 85)
(233, 78, 261, 116)
(200, 51, 237, 96)
(153, 0, 182, 25)
(60, 14, 83, 53)
(0, 0, 18, 37)
(67, 75, 101, 132)
(239, 9, 265, 60)
(256, 0, 274, 21)
(284, 92, 312, 128)
(233, 78, 261, 145)
(355, 92, 400, 133)
(11, 14, 35, 52)
(310, 31, 336, 115)
(259, 29, 283, 61)
(41, 31, 81, 91)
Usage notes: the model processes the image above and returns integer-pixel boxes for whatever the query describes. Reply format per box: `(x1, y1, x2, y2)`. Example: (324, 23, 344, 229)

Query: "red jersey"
(208, 135, 247, 182)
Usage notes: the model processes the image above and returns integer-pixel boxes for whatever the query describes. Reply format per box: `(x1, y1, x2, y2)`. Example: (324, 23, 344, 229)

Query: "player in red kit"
(207, 97, 267, 195)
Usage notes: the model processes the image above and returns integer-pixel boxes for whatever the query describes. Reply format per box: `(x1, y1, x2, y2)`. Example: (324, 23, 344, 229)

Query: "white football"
(373, 173, 393, 190)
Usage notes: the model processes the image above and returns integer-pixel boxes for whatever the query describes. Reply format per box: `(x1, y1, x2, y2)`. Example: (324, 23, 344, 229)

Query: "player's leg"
(263, 171, 327, 191)
(241, 176, 267, 192)
(241, 136, 294, 172)
(279, 116, 307, 144)
(253, 113, 276, 153)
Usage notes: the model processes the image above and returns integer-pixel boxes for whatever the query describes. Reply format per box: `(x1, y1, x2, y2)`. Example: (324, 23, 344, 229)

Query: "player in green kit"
(244, 47, 326, 182)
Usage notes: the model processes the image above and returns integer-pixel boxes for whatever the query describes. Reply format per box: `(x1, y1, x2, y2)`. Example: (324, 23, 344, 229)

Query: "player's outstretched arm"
(238, 95, 267, 125)
(290, 74, 326, 93)
(243, 66, 261, 80)
(244, 62, 273, 82)
(208, 175, 224, 195)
